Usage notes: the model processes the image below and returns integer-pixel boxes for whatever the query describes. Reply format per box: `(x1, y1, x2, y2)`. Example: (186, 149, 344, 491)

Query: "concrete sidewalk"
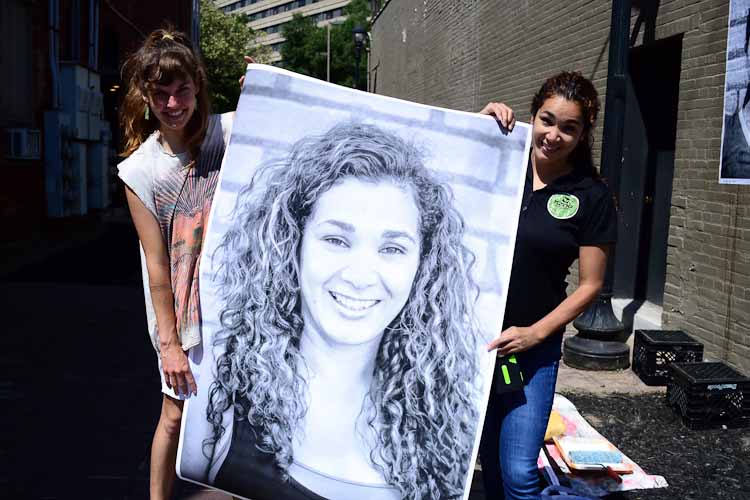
(556, 328, 665, 396)
(557, 360, 665, 395)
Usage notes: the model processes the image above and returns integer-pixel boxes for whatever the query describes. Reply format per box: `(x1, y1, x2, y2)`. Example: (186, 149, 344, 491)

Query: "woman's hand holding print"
(161, 343, 197, 396)
(479, 102, 516, 132)
(486, 326, 544, 356)
(238, 56, 256, 89)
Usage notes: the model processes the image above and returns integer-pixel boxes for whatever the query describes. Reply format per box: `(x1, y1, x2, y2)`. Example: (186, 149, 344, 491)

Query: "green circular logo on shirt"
(547, 194, 580, 219)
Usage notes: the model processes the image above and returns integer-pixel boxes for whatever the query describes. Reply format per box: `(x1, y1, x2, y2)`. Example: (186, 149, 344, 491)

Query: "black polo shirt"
(503, 162, 617, 365)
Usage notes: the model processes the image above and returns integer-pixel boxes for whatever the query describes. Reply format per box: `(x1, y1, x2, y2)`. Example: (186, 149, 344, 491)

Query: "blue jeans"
(479, 359, 559, 500)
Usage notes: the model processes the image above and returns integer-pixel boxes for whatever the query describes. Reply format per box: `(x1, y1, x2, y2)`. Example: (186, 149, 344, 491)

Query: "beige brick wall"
(372, 0, 612, 159)
(655, 0, 750, 376)
(371, 0, 750, 375)
(370, 0, 427, 103)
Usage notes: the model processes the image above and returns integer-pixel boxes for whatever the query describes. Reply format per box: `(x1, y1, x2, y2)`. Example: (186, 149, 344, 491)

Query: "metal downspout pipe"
(562, 0, 631, 370)
(49, 0, 60, 109)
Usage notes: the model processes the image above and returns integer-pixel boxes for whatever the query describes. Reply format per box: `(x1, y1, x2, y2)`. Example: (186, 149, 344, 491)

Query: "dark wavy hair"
(530, 71, 600, 177)
(119, 27, 210, 159)
(206, 122, 481, 498)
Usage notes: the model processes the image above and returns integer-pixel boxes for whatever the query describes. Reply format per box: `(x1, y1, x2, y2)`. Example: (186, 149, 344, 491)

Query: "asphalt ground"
(2, 214, 746, 499)
(1, 215, 160, 499)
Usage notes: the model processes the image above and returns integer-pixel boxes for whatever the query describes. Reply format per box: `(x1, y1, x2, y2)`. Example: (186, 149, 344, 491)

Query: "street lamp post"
(327, 23, 332, 82)
(352, 25, 368, 89)
(326, 20, 345, 82)
(326, 19, 344, 82)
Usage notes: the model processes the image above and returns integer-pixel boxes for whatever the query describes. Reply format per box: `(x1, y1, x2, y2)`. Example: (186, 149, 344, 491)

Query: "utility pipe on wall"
(563, 0, 632, 370)
(89, 0, 100, 71)
(598, 0, 631, 293)
(48, 0, 60, 109)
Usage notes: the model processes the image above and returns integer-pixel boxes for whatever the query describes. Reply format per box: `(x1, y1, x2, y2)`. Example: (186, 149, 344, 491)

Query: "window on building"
(270, 42, 286, 53)
(242, 0, 337, 23)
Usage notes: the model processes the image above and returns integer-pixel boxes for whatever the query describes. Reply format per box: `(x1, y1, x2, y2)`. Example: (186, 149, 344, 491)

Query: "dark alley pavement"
(1, 215, 163, 499)
(0, 214, 487, 499)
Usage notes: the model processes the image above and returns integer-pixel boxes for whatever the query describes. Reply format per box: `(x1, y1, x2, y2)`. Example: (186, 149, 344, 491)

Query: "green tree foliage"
(199, 0, 270, 112)
(280, 14, 326, 80)
(281, 0, 371, 89)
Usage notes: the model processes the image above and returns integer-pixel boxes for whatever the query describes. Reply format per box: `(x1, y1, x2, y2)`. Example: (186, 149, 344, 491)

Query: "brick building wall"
(371, 0, 611, 156)
(371, 0, 750, 374)
(0, 0, 194, 240)
(656, 1, 750, 374)
(370, 0, 427, 103)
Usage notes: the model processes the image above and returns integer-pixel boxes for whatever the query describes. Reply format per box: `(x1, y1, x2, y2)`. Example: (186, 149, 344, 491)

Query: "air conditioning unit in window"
(5, 128, 41, 160)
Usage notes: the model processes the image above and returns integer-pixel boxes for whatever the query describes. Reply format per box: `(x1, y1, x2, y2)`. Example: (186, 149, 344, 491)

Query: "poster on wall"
(720, 0, 750, 184)
(175, 65, 531, 500)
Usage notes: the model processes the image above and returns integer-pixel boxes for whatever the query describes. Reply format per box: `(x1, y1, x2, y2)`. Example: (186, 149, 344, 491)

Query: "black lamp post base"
(565, 291, 631, 370)
(563, 335, 630, 370)
(573, 294, 629, 343)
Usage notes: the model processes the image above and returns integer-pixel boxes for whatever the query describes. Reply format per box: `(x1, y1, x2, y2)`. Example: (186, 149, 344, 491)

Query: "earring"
(144, 105, 150, 120)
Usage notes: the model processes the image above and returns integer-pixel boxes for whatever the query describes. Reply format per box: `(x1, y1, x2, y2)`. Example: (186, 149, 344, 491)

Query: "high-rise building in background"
(214, 0, 350, 64)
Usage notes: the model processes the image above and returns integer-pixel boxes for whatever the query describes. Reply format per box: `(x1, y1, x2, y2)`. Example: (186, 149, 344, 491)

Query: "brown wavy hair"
(119, 27, 210, 159)
(530, 71, 600, 177)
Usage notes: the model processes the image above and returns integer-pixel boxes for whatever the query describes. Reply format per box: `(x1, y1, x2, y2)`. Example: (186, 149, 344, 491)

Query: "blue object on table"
(568, 450, 623, 465)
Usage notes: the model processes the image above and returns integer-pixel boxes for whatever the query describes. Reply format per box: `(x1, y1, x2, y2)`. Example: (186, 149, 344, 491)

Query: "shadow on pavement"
(1, 219, 163, 499)
(0, 217, 492, 499)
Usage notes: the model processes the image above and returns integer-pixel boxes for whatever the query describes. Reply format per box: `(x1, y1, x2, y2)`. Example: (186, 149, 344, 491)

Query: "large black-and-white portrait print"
(721, 0, 750, 184)
(176, 65, 531, 499)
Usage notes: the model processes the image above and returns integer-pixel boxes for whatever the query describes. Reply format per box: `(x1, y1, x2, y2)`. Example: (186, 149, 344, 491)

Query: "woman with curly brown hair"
(204, 122, 482, 499)
(479, 72, 618, 499)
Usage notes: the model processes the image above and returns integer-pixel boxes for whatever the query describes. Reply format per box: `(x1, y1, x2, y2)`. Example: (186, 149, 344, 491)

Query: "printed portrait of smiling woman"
(203, 123, 482, 500)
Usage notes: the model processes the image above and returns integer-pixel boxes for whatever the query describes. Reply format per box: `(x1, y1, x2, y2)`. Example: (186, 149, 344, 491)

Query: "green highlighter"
(493, 354, 524, 394)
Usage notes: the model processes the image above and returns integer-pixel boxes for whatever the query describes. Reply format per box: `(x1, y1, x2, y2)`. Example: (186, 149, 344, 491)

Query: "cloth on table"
(537, 394, 668, 497)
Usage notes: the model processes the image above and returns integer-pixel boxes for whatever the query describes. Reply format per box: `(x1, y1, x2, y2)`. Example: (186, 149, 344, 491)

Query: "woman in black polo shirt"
(478, 72, 617, 500)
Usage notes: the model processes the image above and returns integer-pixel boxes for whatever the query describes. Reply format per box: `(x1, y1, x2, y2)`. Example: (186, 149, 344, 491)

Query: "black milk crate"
(666, 362, 750, 430)
(632, 330, 703, 386)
